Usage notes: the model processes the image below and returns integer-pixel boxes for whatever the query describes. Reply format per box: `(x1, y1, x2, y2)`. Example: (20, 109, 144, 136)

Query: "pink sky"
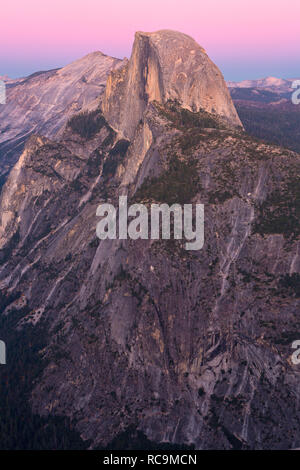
(1, 0, 299, 80)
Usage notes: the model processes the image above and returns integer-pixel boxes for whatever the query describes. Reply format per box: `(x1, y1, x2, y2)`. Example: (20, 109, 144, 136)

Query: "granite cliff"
(0, 52, 122, 184)
(0, 31, 300, 450)
(102, 30, 242, 139)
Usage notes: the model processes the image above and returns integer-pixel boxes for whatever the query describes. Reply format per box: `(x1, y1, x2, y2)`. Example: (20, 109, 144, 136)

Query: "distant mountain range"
(227, 76, 298, 93)
(228, 76, 300, 153)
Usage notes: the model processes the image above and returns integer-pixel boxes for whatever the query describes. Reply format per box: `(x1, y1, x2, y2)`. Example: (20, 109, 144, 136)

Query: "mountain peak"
(134, 28, 206, 51)
(102, 30, 242, 139)
(0, 51, 124, 179)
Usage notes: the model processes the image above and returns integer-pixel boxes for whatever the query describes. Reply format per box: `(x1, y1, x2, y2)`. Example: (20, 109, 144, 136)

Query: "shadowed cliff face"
(102, 30, 242, 139)
(0, 32, 300, 450)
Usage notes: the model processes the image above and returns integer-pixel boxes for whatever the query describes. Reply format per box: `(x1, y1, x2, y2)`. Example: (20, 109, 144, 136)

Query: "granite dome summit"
(102, 29, 243, 139)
